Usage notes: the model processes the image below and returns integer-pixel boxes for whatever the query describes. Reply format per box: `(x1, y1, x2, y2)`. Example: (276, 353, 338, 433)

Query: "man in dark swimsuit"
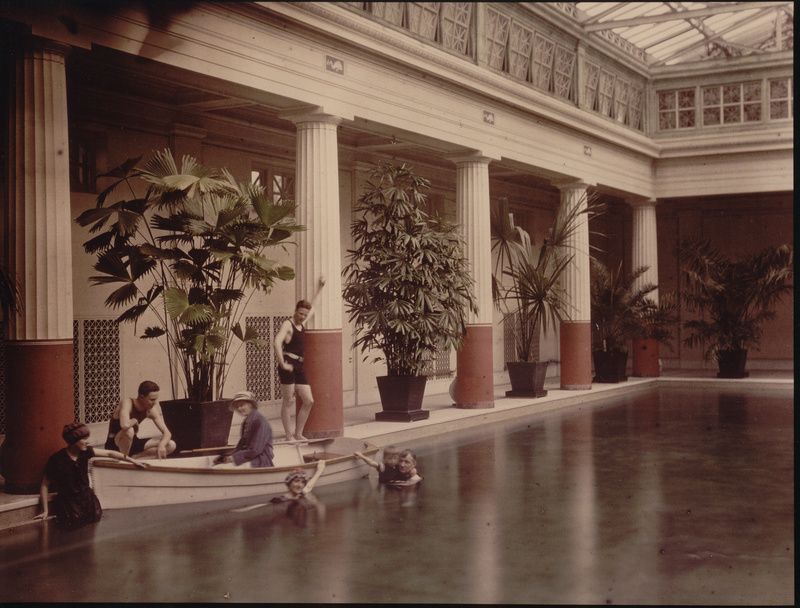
(105, 380, 176, 459)
(274, 299, 316, 441)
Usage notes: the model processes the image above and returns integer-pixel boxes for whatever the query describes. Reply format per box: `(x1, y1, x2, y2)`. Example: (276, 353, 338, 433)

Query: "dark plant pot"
(716, 349, 749, 378)
(593, 350, 629, 383)
(375, 375, 430, 422)
(160, 398, 233, 453)
(505, 361, 548, 398)
(632, 338, 660, 377)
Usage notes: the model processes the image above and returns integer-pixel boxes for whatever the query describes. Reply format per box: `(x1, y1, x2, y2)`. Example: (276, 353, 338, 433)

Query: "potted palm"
(491, 196, 594, 397)
(342, 162, 477, 421)
(590, 260, 658, 383)
(679, 239, 792, 378)
(75, 149, 300, 449)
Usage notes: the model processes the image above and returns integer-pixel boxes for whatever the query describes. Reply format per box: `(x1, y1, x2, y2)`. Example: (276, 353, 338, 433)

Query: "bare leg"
(294, 384, 314, 441)
(132, 438, 177, 460)
(114, 427, 135, 456)
(280, 383, 296, 440)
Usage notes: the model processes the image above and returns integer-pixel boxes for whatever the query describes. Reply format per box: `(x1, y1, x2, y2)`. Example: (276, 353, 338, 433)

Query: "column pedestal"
(560, 322, 592, 389)
(454, 324, 494, 409)
(2, 342, 74, 493)
(298, 330, 343, 438)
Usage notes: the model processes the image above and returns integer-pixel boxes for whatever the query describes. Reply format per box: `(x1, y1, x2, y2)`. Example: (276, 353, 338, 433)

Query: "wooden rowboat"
(89, 437, 378, 509)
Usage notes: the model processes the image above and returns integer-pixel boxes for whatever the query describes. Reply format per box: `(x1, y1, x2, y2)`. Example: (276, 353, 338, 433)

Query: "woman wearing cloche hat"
(213, 391, 274, 468)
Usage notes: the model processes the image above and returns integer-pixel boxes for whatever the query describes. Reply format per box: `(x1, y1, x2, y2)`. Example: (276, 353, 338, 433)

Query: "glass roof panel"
(573, 2, 793, 65)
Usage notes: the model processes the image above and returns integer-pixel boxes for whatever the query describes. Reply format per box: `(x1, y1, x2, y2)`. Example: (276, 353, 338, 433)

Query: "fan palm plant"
(590, 259, 657, 354)
(75, 149, 301, 402)
(679, 239, 792, 373)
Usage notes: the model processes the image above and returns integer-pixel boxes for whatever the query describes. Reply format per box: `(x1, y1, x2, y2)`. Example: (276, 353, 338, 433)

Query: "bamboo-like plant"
(491, 195, 598, 362)
(342, 162, 477, 376)
(679, 239, 793, 360)
(75, 149, 301, 401)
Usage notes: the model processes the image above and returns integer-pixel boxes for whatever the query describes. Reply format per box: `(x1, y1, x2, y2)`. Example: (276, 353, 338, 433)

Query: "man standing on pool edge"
(274, 277, 326, 442)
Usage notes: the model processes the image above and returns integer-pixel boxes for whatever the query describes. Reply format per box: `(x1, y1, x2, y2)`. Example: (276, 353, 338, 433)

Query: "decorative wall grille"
(421, 342, 453, 379)
(532, 33, 555, 91)
(440, 3, 472, 55)
(407, 2, 440, 41)
(553, 45, 575, 100)
(74, 319, 121, 424)
(245, 315, 290, 402)
(73, 320, 80, 421)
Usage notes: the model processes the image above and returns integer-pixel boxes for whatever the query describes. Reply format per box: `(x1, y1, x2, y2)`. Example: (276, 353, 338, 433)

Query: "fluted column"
(2, 37, 75, 493)
(555, 180, 593, 390)
(451, 154, 494, 409)
(630, 199, 659, 304)
(630, 198, 661, 376)
(281, 107, 344, 438)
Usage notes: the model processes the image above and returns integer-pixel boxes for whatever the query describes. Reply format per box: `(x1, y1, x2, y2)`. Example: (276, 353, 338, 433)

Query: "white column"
(7, 39, 74, 341)
(2, 36, 75, 493)
(556, 181, 593, 323)
(282, 108, 343, 330)
(630, 199, 659, 304)
(453, 155, 493, 324)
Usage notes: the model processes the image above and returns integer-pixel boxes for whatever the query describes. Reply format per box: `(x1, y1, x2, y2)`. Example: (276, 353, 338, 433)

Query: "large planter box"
(375, 375, 430, 422)
(632, 338, 660, 377)
(505, 361, 548, 398)
(593, 350, 629, 383)
(716, 349, 749, 378)
(160, 399, 233, 453)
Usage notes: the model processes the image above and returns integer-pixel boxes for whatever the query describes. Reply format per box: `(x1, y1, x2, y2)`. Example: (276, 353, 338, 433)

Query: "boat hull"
(90, 437, 378, 509)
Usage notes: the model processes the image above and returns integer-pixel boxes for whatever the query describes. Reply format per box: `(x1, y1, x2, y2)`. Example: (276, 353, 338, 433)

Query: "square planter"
(375, 375, 430, 422)
(160, 399, 233, 453)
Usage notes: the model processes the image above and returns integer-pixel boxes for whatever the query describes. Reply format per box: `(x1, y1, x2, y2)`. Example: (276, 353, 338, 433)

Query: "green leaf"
(164, 287, 190, 320)
(141, 326, 166, 339)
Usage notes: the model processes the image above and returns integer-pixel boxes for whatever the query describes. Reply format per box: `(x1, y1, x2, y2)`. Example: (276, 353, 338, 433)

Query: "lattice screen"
(245, 315, 290, 402)
(75, 319, 121, 423)
(421, 341, 453, 379)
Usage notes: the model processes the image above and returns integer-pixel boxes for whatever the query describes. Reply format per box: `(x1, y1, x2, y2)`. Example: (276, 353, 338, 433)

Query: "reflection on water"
(0, 386, 793, 604)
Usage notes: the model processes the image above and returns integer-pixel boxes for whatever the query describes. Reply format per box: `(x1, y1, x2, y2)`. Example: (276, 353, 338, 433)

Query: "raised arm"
(304, 276, 327, 323)
(302, 459, 326, 494)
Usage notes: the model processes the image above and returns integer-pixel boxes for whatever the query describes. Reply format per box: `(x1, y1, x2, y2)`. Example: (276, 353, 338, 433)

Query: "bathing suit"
(278, 319, 308, 385)
(105, 401, 149, 455)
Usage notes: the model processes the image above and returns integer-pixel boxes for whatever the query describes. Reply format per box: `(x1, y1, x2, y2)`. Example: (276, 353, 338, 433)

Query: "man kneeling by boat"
(214, 391, 274, 468)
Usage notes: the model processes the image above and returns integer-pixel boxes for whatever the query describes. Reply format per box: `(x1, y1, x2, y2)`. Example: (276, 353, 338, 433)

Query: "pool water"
(0, 385, 793, 604)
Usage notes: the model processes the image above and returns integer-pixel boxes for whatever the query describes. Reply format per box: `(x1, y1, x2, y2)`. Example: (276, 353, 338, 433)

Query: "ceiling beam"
(582, 3, 630, 26)
(181, 97, 257, 111)
(651, 5, 778, 64)
(585, 2, 788, 31)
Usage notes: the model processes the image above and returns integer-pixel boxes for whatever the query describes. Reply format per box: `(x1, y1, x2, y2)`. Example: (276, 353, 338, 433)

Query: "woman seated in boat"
(213, 391, 274, 468)
(35, 422, 147, 529)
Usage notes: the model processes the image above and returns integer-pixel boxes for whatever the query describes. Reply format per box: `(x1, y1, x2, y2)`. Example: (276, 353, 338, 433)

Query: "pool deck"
(0, 369, 792, 530)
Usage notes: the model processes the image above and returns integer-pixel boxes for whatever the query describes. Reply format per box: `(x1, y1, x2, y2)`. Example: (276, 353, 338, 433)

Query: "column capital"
(446, 150, 501, 165)
(626, 196, 658, 208)
(552, 178, 595, 192)
(279, 104, 353, 125)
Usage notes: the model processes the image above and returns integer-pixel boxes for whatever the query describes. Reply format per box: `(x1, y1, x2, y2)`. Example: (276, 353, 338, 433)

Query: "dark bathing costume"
(278, 319, 309, 385)
(105, 401, 149, 455)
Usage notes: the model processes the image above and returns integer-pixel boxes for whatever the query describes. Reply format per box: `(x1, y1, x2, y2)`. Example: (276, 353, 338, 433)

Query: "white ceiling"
(573, 2, 794, 65)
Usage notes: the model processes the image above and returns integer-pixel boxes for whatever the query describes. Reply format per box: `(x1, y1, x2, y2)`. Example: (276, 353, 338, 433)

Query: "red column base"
(298, 330, 343, 439)
(632, 338, 660, 377)
(560, 322, 592, 390)
(1, 341, 74, 494)
(454, 324, 494, 409)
